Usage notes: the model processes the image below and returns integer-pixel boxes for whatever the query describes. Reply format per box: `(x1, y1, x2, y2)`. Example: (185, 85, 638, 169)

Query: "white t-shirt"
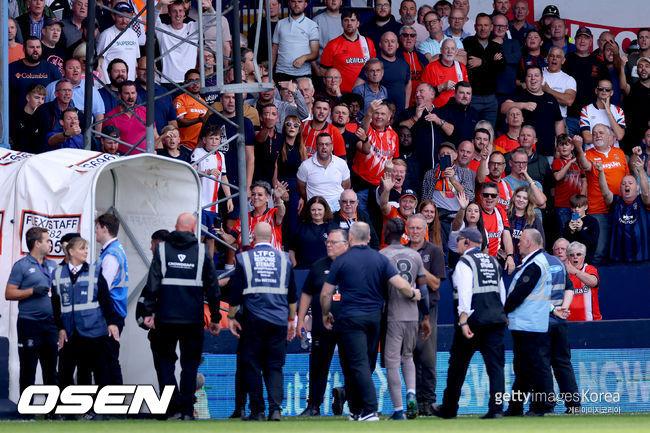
(296, 155, 350, 212)
(155, 11, 200, 83)
(192, 147, 226, 213)
(97, 25, 142, 81)
(579, 103, 626, 149)
(543, 68, 577, 118)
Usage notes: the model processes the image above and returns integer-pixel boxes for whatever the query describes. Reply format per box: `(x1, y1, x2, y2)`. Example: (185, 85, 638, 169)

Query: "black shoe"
(430, 403, 455, 419)
(299, 406, 320, 417)
(242, 412, 265, 421)
(504, 407, 524, 417)
(332, 387, 346, 416)
(418, 401, 433, 416)
(267, 410, 281, 421)
(229, 408, 245, 419)
(481, 411, 504, 419)
(524, 410, 545, 417)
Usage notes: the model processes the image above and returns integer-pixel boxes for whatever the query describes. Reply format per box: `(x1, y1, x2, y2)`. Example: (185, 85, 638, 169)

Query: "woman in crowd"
(51, 237, 121, 389)
(565, 241, 601, 321)
(274, 115, 307, 246)
(418, 199, 443, 248)
(158, 125, 192, 163)
(221, 180, 288, 252)
(507, 185, 545, 265)
(448, 191, 487, 268)
(289, 196, 333, 269)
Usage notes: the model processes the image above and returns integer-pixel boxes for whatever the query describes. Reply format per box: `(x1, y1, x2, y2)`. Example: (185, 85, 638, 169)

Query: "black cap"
(44, 17, 64, 28)
(575, 27, 593, 38)
(400, 189, 418, 201)
(458, 228, 483, 244)
(439, 141, 456, 152)
(541, 5, 560, 18)
(114, 1, 135, 13)
(103, 125, 120, 139)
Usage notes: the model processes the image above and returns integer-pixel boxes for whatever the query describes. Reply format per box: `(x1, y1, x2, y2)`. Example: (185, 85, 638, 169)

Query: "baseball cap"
(439, 141, 456, 152)
(458, 228, 483, 244)
(541, 5, 560, 18)
(637, 57, 650, 65)
(103, 125, 121, 139)
(575, 27, 593, 38)
(114, 1, 135, 13)
(44, 17, 64, 28)
(400, 189, 417, 201)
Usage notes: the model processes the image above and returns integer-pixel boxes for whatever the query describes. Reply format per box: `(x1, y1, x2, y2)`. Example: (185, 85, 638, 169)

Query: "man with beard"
(360, 0, 403, 49)
(398, 26, 429, 107)
(173, 69, 208, 150)
(103, 80, 160, 154)
(399, 82, 454, 175)
(9, 36, 62, 117)
(133, 56, 177, 134)
(437, 81, 479, 144)
(99, 58, 129, 114)
(398, 0, 427, 43)
(422, 38, 468, 108)
(45, 58, 105, 130)
(331, 102, 361, 165)
(302, 97, 347, 159)
(321, 9, 376, 94)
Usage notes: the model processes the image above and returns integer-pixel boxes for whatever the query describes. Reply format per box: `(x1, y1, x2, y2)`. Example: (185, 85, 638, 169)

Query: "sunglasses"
(285, 122, 300, 128)
(482, 192, 498, 199)
(597, 86, 613, 91)
(401, 33, 417, 38)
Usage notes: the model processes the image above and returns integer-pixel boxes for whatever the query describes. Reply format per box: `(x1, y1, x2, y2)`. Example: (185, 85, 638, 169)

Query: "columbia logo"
(177, 254, 186, 262)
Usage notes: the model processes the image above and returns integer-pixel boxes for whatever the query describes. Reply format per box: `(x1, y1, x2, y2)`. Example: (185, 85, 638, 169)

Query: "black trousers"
(414, 302, 438, 405)
(441, 323, 505, 416)
(510, 330, 554, 414)
(155, 322, 204, 417)
(541, 322, 580, 408)
(59, 333, 111, 388)
(240, 314, 287, 414)
(106, 324, 124, 385)
(307, 330, 337, 408)
(336, 310, 381, 414)
(17, 318, 58, 393)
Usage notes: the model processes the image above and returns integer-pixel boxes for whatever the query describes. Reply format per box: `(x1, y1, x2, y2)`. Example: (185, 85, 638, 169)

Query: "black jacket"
(140, 230, 221, 325)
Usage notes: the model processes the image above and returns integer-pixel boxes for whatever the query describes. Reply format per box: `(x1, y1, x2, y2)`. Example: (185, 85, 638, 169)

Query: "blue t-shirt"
(136, 83, 178, 134)
(7, 255, 58, 320)
(326, 244, 397, 319)
(9, 60, 62, 112)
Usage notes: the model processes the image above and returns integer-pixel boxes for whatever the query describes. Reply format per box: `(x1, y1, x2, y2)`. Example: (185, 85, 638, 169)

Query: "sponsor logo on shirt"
(345, 58, 368, 64)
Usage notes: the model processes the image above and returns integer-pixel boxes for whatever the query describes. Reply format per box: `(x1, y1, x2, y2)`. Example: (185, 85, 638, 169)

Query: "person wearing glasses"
(477, 151, 512, 212)
(398, 25, 429, 107)
(478, 182, 516, 273)
(398, 0, 427, 43)
(359, 0, 402, 49)
(296, 229, 350, 417)
(417, 11, 449, 62)
(503, 147, 548, 212)
(422, 39, 468, 108)
(328, 189, 380, 249)
(579, 79, 626, 150)
(443, 7, 471, 47)
(504, 125, 552, 190)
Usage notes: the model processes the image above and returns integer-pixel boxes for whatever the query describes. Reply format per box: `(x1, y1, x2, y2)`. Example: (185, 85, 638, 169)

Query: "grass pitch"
(2, 414, 650, 433)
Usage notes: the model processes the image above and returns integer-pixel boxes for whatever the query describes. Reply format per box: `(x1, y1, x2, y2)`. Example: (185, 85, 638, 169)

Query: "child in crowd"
(552, 133, 587, 229)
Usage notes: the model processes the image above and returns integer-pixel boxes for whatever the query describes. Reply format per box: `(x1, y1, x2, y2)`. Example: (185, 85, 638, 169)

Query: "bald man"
(140, 212, 221, 420)
(228, 221, 298, 421)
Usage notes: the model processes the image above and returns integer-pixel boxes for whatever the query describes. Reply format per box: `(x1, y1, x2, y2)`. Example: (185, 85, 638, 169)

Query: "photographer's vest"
(52, 263, 107, 339)
(452, 248, 506, 326)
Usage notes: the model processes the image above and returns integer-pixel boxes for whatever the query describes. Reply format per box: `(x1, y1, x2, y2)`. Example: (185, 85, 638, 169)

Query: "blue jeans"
(357, 188, 370, 214)
(591, 212, 610, 265)
(556, 207, 572, 233)
(470, 94, 498, 129)
(566, 117, 580, 138)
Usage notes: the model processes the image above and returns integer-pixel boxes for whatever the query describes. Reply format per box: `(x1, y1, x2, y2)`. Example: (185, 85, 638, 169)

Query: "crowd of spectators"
(7, 0, 650, 322)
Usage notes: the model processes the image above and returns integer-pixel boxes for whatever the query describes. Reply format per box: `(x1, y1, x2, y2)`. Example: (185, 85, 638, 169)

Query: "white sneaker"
(359, 411, 379, 421)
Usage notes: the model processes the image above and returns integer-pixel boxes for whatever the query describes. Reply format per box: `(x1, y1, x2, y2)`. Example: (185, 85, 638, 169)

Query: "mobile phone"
(440, 154, 452, 171)
(571, 212, 580, 221)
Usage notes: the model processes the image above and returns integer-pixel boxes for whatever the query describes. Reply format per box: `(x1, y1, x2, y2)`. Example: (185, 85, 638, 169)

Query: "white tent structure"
(0, 148, 202, 402)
